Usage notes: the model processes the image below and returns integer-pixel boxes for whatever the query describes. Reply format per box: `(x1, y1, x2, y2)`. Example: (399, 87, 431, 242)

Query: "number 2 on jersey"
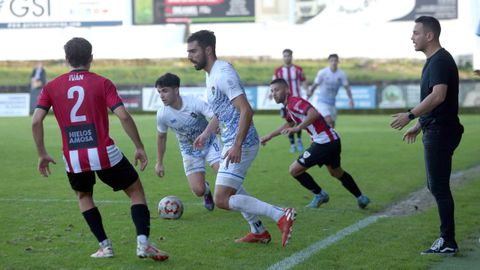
(67, 86, 87, 123)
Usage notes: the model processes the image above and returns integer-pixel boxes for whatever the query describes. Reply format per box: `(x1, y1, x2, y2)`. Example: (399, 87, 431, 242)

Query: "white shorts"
(215, 144, 259, 190)
(183, 138, 222, 176)
(316, 102, 337, 121)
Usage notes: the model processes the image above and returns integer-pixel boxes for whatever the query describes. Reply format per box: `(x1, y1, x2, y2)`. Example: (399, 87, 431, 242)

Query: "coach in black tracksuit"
(390, 16, 463, 255)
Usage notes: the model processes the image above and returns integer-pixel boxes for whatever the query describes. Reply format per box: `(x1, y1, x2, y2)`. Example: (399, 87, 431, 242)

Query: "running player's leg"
(69, 171, 112, 258)
(292, 143, 330, 207)
(187, 172, 208, 196)
(234, 186, 271, 243)
(186, 172, 214, 211)
(289, 161, 323, 195)
(215, 144, 296, 246)
(296, 130, 304, 151)
(325, 140, 369, 208)
(98, 156, 168, 261)
(183, 153, 215, 210)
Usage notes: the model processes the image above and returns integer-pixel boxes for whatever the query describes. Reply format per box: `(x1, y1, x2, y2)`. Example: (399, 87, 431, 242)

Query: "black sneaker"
(421, 237, 458, 255)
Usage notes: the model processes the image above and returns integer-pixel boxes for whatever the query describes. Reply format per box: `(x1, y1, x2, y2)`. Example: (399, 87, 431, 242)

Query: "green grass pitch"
(0, 114, 479, 269)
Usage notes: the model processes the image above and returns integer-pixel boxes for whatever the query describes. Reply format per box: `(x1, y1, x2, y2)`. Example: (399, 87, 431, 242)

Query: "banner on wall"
(142, 86, 257, 112)
(136, 82, 478, 113)
(308, 85, 377, 109)
(256, 86, 283, 110)
(133, 0, 255, 25)
(460, 82, 480, 107)
(118, 89, 142, 111)
(392, 0, 458, 21)
(142, 86, 207, 112)
(0, 0, 124, 29)
(0, 93, 29, 116)
(378, 84, 422, 109)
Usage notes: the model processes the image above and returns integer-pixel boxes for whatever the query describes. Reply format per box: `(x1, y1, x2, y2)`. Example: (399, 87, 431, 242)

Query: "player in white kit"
(307, 54, 354, 128)
(187, 30, 296, 247)
(155, 73, 220, 211)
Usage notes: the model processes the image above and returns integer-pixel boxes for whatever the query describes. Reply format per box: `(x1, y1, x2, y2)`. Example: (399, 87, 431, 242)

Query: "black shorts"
(67, 156, 139, 192)
(297, 140, 341, 169)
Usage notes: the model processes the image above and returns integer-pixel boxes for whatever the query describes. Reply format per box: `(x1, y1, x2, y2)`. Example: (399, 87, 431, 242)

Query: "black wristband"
(407, 110, 415, 120)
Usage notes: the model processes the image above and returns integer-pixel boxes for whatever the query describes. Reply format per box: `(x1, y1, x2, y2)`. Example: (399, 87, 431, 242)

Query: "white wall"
(0, 0, 477, 61)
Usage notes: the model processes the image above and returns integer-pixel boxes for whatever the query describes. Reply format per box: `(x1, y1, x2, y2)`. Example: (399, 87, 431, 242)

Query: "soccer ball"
(158, 196, 184, 219)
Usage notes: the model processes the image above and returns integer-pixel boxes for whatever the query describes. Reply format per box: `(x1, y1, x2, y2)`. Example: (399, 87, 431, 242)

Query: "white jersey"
(314, 67, 349, 106)
(206, 60, 259, 148)
(156, 95, 216, 157)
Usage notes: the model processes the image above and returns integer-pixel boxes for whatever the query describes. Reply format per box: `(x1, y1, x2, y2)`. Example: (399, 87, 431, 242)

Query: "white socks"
(236, 186, 265, 234)
(100, 239, 111, 247)
(228, 192, 284, 223)
(137, 234, 148, 244)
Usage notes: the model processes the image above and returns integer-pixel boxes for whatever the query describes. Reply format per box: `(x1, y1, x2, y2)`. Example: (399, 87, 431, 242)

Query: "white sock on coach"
(137, 234, 148, 244)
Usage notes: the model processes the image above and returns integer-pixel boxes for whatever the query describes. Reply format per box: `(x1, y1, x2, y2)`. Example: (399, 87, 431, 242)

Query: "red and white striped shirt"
(37, 70, 124, 173)
(285, 96, 339, 144)
(273, 64, 306, 97)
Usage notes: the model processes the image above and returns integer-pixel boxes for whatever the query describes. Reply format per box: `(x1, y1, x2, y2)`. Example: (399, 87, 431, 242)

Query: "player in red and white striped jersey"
(36, 65, 123, 173)
(272, 49, 308, 153)
(32, 37, 168, 261)
(261, 78, 370, 209)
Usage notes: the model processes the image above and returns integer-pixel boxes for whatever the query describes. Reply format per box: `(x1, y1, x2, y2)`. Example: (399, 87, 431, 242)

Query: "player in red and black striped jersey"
(261, 78, 370, 209)
(32, 37, 168, 261)
(272, 49, 308, 153)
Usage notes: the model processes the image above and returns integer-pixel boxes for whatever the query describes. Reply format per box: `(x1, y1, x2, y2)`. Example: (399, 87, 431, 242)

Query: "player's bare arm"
(225, 94, 252, 168)
(32, 108, 57, 177)
(345, 85, 355, 108)
(261, 121, 292, 146)
(113, 105, 148, 171)
(307, 83, 318, 98)
(156, 132, 167, 177)
(194, 116, 219, 149)
(390, 84, 447, 130)
(282, 107, 318, 136)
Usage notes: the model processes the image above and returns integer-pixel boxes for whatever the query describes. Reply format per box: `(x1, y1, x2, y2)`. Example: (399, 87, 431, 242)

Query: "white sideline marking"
(267, 215, 387, 270)
(267, 165, 480, 270)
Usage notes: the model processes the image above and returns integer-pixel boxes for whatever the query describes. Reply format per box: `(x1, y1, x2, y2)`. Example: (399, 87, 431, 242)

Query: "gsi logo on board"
(0, 0, 51, 18)
(0, 0, 123, 28)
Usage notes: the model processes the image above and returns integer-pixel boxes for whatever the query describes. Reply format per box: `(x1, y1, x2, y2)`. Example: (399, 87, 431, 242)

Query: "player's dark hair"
(64, 37, 92, 68)
(283, 49, 293, 55)
(187, 30, 216, 57)
(155, 73, 180, 88)
(270, 78, 289, 88)
(415, 16, 441, 39)
(328, 54, 339, 60)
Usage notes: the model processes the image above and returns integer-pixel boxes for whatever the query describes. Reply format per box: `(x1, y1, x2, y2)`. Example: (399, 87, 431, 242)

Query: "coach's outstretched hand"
(390, 113, 410, 130)
(38, 154, 56, 177)
(402, 125, 421, 144)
